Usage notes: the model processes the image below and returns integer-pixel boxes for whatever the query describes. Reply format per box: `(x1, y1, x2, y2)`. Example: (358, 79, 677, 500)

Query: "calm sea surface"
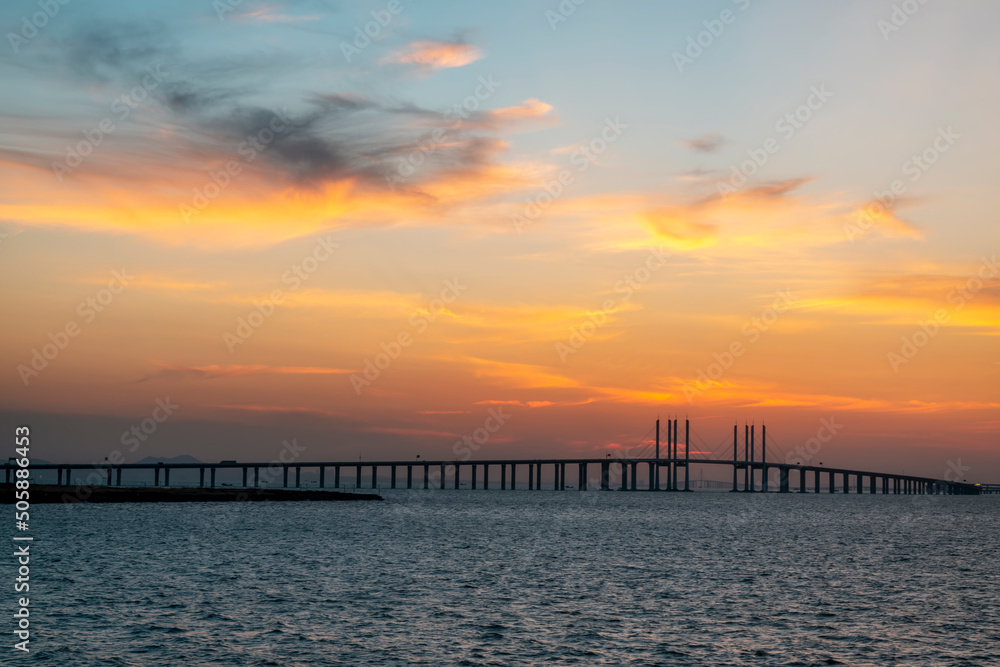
(20, 492, 1000, 665)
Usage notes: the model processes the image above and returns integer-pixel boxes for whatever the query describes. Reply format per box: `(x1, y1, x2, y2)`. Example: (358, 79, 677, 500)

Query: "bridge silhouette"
(6, 419, 988, 495)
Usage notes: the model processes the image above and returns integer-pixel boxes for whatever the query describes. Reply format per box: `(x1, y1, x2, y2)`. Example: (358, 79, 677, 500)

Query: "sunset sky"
(1, 0, 997, 481)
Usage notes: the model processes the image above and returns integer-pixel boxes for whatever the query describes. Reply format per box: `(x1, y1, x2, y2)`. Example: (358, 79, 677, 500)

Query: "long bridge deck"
(7, 420, 990, 496)
(5, 456, 985, 495)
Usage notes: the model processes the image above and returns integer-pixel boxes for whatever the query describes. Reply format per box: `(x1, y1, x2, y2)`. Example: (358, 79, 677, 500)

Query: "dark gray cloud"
(2, 19, 512, 191)
(680, 133, 726, 153)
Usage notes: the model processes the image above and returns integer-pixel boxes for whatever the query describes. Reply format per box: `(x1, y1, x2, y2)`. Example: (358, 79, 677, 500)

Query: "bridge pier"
(391, 466, 397, 489)
(440, 464, 445, 490)
(601, 461, 610, 490)
(675, 419, 682, 491)
(334, 465, 340, 489)
(283, 466, 288, 488)
(510, 464, 516, 490)
(455, 464, 461, 490)
(744, 424, 750, 492)
(501, 463, 507, 490)
(579, 462, 587, 490)
(116, 468, 122, 486)
(356, 465, 362, 489)
(407, 465, 412, 490)
(814, 469, 821, 493)
(731, 424, 739, 491)
(211, 468, 216, 488)
(295, 466, 301, 488)
(471, 464, 477, 490)
(199, 467, 205, 488)
(760, 423, 766, 492)
(779, 467, 789, 493)
(371, 465, 377, 490)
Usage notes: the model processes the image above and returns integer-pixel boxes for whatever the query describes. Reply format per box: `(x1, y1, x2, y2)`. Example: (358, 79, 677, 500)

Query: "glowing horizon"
(1, 0, 998, 481)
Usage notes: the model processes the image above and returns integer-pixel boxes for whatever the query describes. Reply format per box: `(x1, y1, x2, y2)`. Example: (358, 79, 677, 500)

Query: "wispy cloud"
(382, 40, 483, 70)
(680, 133, 726, 153)
(138, 363, 355, 382)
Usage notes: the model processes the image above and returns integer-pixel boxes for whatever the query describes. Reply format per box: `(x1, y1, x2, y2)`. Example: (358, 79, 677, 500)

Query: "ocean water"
(20, 492, 1000, 666)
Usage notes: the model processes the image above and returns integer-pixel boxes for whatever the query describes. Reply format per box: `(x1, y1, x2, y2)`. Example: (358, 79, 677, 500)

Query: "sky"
(1, 0, 997, 482)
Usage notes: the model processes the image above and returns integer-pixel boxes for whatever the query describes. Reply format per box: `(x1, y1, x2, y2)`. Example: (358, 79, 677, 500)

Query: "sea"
(19, 491, 1000, 665)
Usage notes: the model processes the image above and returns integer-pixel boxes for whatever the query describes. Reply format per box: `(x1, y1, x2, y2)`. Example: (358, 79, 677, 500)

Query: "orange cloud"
(642, 208, 717, 249)
(846, 198, 923, 242)
(138, 363, 354, 382)
(489, 99, 554, 121)
(383, 41, 483, 69)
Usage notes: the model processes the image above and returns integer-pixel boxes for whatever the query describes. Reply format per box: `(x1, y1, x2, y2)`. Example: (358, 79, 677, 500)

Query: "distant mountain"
(136, 455, 203, 464)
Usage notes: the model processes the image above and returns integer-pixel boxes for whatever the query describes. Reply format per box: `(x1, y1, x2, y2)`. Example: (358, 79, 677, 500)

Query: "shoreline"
(1, 484, 382, 504)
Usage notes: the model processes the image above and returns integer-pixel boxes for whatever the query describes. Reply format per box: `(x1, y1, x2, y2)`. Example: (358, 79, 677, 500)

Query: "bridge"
(5, 420, 987, 495)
